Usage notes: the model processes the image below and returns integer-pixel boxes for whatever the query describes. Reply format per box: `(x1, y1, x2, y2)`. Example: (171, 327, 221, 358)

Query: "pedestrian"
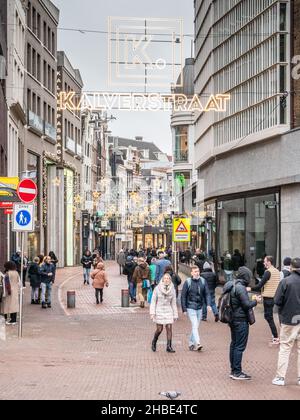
(117, 249, 126, 275)
(81, 250, 93, 285)
(49, 251, 58, 281)
(201, 261, 219, 322)
(40, 256, 55, 309)
(92, 249, 104, 269)
(232, 249, 244, 272)
(22, 252, 29, 287)
(280, 257, 292, 281)
(223, 253, 234, 283)
(164, 265, 181, 298)
(155, 252, 171, 285)
(251, 256, 280, 345)
(28, 257, 41, 304)
(272, 258, 300, 387)
(181, 265, 211, 351)
(11, 251, 22, 274)
(150, 273, 178, 353)
(192, 249, 206, 272)
(185, 248, 192, 266)
(91, 262, 109, 304)
(133, 258, 150, 308)
(123, 256, 137, 303)
(149, 258, 157, 289)
(0, 261, 21, 325)
(223, 266, 260, 381)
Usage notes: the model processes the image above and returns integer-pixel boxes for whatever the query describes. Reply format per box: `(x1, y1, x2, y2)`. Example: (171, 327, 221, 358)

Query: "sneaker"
(47, 303, 51, 308)
(202, 319, 207, 322)
(6, 321, 16, 325)
(272, 377, 285, 386)
(42, 302, 47, 309)
(229, 371, 234, 378)
(270, 338, 280, 346)
(195, 344, 203, 352)
(231, 372, 252, 381)
(189, 344, 194, 351)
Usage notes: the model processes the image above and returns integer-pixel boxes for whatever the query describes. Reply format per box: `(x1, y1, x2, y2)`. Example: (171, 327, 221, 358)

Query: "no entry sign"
(17, 179, 38, 203)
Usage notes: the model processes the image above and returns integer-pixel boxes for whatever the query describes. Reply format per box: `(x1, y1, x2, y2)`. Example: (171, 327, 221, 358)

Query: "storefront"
(203, 189, 280, 273)
(133, 227, 171, 250)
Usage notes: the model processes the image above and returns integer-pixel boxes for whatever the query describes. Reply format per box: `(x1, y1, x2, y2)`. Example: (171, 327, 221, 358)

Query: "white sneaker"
(272, 377, 285, 386)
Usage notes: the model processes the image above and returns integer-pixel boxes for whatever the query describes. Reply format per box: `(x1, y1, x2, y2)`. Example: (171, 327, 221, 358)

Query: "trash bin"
(121, 289, 129, 308)
(67, 290, 76, 309)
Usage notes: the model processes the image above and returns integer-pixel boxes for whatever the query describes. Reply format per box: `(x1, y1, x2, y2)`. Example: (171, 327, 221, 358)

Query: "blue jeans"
(129, 281, 136, 301)
(187, 308, 203, 346)
(83, 268, 91, 284)
(230, 321, 249, 375)
(202, 290, 218, 319)
(41, 282, 52, 304)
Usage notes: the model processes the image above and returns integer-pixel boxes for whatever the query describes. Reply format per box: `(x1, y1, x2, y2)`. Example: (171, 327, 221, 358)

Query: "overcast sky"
(53, 0, 194, 154)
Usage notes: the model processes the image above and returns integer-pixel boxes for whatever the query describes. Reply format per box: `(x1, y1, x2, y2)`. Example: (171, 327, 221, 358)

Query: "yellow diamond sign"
(173, 218, 191, 243)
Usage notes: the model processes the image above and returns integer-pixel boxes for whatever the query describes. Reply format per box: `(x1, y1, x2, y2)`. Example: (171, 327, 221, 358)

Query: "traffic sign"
(173, 218, 191, 243)
(4, 209, 13, 215)
(0, 202, 13, 208)
(12, 203, 35, 232)
(17, 179, 38, 203)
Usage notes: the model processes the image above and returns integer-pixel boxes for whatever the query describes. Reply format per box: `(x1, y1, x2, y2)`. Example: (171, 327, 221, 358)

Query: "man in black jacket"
(272, 258, 300, 387)
(223, 266, 260, 381)
(123, 256, 137, 303)
(181, 266, 211, 351)
(201, 262, 219, 322)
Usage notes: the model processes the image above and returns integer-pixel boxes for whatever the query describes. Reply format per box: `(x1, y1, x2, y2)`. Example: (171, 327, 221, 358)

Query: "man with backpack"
(181, 266, 211, 352)
(221, 266, 261, 380)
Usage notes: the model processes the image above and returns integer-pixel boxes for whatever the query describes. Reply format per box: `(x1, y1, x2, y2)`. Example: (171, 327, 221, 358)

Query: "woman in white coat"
(150, 273, 178, 353)
(0, 261, 21, 325)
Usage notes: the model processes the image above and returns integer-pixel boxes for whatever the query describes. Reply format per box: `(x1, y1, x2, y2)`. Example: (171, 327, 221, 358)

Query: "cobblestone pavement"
(0, 262, 299, 400)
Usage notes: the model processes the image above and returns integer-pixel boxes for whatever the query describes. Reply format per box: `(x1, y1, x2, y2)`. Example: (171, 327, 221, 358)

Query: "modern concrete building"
(194, 0, 300, 270)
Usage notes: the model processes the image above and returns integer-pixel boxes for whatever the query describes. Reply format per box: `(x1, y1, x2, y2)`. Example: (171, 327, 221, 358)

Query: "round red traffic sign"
(17, 179, 38, 203)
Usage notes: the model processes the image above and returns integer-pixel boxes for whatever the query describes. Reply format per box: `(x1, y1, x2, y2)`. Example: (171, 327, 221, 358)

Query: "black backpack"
(218, 282, 235, 324)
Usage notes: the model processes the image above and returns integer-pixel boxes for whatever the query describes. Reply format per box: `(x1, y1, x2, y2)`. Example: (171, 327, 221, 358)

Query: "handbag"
(147, 288, 153, 303)
(142, 279, 150, 289)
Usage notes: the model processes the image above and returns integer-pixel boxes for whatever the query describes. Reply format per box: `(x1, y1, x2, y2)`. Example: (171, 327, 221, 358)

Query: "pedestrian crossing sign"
(173, 218, 191, 242)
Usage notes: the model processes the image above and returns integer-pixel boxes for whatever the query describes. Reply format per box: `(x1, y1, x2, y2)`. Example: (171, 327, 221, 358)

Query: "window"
(48, 27, 51, 51)
(43, 60, 46, 86)
(32, 7, 36, 35)
(279, 34, 286, 62)
(174, 126, 188, 162)
(52, 32, 55, 55)
(279, 3, 287, 31)
(37, 54, 41, 81)
(37, 13, 41, 39)
(32, 48, 36, 77)
(43, 21, 47, 45)
(27, 2, 31, 28)
(27, 44, 31, 74)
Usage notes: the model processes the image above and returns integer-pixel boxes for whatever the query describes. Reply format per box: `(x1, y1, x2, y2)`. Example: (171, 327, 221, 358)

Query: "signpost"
(173, 218, 191, 243)
(13, 179, 37, 338)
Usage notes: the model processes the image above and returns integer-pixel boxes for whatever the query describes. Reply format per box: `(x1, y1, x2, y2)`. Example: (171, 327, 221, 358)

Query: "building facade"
(0, 0, 8, 269)
(194, 0, 300, 270)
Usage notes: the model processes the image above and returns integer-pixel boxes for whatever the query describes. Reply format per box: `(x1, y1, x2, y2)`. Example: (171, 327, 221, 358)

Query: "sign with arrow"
(173, 218, 191, 243)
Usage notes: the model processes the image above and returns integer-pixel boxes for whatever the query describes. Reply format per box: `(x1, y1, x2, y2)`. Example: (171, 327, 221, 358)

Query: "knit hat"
(203, 262, 211, 270)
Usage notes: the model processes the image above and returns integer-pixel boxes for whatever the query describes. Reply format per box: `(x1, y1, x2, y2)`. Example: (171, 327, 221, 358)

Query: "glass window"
(174, 126, 188, 163)
(279, 3, 287, 31)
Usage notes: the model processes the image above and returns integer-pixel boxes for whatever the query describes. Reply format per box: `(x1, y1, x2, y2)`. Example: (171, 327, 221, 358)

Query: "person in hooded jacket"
(91, 262, 109, 304)
(123, 256, 137, 303)
(272, 258, 300, 387)
(223, 266, 261, 381)
(150, 273, 178, 353)
(133, 258, 150, 308)
(28, 257, 41, 304)
(201, 261, 219, 322)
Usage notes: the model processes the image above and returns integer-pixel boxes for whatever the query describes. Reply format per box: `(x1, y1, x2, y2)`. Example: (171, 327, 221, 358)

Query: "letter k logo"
(125, 35, 153, 69)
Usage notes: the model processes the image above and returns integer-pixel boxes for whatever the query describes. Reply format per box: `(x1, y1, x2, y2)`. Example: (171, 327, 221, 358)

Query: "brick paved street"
(0, 262, 299, 400)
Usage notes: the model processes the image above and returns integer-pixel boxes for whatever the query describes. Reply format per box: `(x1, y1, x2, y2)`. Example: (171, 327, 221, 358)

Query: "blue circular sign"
(16, 210, 31, 226)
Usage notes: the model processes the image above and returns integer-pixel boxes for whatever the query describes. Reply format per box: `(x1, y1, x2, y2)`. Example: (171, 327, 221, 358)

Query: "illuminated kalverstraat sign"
(58, 92, 231, 113)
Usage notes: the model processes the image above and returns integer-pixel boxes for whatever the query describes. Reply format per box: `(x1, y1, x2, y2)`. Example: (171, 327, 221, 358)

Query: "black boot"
(31, 299, 35, 304)
(152, 337, 158, 352)
(166, 340, 175, 353)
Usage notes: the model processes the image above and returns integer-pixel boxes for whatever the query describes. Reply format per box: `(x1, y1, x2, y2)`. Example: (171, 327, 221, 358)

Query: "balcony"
(174, 149, 189, 163)
(44, 122, 56, 141)
(28, 110, 43, 134)
(66, 137, 76, 154)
